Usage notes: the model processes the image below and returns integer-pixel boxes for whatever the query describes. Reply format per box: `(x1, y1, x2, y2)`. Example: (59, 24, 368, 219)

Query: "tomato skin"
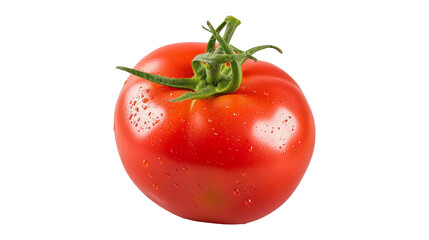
(114, 42, 315, 224)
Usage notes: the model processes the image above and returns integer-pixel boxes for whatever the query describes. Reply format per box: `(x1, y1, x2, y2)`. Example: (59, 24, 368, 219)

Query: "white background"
(1, 0, 428, 239)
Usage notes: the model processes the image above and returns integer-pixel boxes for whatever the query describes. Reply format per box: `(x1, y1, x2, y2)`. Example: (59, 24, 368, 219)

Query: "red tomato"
(114, 42, 315, 224)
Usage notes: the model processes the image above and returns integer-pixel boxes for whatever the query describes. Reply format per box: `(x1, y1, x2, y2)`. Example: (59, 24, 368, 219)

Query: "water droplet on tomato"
(142, 160, 149, 168)
(147, 173, 152, 178)
(174, 183, 179, 188)
(248, 145, 253, 152)
(207, 118, 212, 123)
(142, 98, 149, 103)
(244, 198, 253, 208)
(165, 173, 171, 178)
(233, 112, 238, 116)
(233, 188, 240, 196)
(152, 184, 159, 190)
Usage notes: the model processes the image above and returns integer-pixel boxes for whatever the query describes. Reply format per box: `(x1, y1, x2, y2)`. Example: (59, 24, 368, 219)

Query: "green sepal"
(193, 52, 253, 65)
(170, 85, 217, 102)
(116, 66, 199, 90)
(117, 16, 282, 102)
(205, 20, 227, 53)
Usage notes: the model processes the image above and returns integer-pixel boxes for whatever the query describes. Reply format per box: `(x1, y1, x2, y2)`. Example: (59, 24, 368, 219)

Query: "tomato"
(114, 17, 315, 224)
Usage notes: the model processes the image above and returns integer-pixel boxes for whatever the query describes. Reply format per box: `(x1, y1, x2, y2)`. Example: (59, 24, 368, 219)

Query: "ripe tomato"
(114, 17, 315, 224)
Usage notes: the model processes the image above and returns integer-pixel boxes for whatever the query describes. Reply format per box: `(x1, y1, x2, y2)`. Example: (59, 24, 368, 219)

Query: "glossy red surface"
(114, 42, 315, 224)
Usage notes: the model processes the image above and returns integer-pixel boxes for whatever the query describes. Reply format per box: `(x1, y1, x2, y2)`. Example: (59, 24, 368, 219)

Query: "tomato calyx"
(116, 16, 282, 102)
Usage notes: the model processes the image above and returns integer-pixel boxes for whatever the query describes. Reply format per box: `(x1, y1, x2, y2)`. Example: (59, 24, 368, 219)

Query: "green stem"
(205, 16, 241, 85)
(116, 16, 282, 102)
(222, 16, 241, 44)
(205, 20, 242, 94)
(214, 16, 241, 54)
